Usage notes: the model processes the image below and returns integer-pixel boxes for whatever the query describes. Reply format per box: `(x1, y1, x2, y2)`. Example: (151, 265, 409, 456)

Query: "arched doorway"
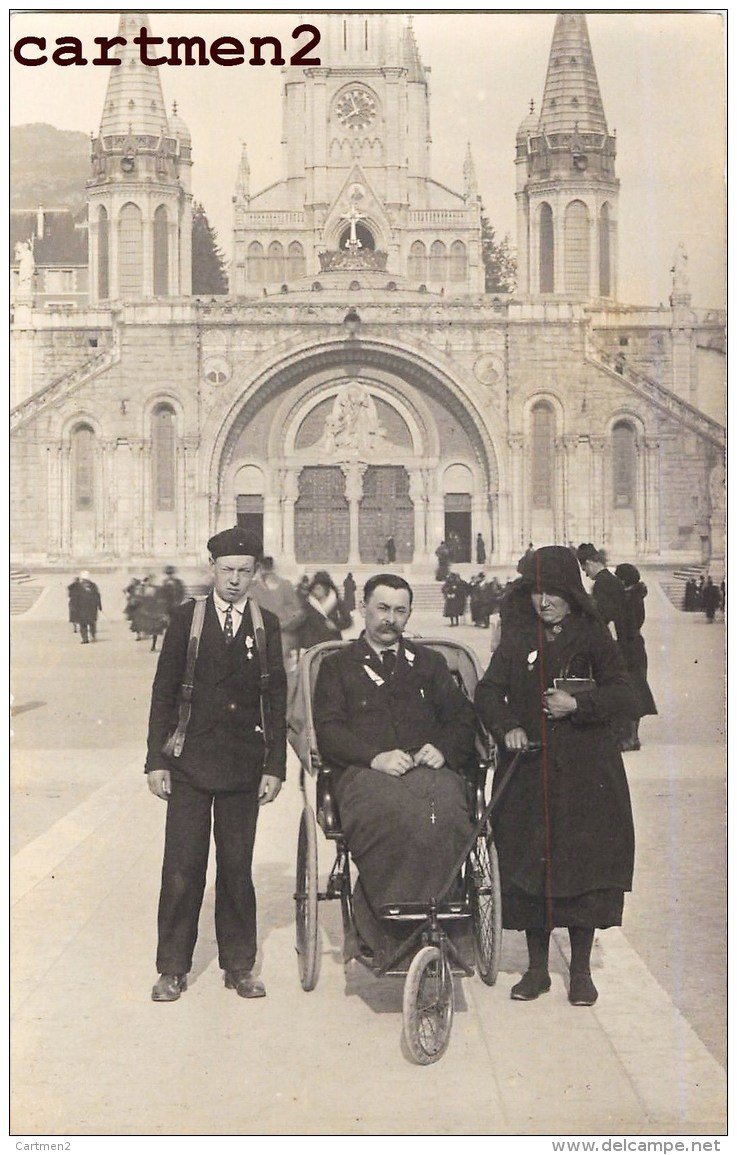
(234, 464, 265, 543)
(443, 463, 474, 563)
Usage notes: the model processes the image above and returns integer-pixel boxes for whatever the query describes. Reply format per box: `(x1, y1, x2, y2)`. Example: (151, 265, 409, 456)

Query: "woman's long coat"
(475, 610, 635, 903)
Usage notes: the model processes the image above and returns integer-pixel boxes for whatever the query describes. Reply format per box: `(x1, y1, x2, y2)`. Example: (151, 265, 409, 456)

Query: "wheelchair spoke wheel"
(469, 833, 503, 985)
(295, 804, 320, 991)
(402, 945, 454, 1065)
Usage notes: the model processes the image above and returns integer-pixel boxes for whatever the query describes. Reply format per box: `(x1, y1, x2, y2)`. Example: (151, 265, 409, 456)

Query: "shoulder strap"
(247, 597, 273, 752)
(163, 597, 207, 760)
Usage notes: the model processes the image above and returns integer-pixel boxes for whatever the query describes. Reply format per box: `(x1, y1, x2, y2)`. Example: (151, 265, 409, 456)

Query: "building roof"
(539, 13, 608, 136)
(98, 12, 170, 138)
(11, 209, 88, 266)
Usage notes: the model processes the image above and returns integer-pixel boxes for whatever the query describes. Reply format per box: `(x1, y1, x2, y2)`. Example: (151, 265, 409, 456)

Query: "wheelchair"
(290, 636, 503, 1065)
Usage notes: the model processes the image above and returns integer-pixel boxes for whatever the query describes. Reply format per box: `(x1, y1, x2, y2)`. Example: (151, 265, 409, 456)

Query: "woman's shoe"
(568, 971, 598, 1006)
(510, 968, 551, 1000)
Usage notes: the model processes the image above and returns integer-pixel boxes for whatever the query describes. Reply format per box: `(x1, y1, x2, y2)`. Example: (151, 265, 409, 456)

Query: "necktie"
(223, 604, 234, 646)
(381, 649, 397, 678)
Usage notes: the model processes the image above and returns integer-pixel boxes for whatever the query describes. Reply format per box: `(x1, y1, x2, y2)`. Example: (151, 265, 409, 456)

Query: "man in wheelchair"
(313, 573, 477, 960)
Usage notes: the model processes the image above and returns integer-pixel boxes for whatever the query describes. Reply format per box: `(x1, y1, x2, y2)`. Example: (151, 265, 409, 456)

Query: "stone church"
(10, 11, 725, 575)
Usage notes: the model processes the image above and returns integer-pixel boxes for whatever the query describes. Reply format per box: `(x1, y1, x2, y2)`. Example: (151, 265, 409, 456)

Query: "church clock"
(335, 88, 377, 130)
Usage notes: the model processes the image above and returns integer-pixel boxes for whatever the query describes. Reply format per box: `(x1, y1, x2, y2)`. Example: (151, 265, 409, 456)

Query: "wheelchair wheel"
(295, 803, 320, 991)
(469, 833, 503, 985)
(402, 945, 454, 1065)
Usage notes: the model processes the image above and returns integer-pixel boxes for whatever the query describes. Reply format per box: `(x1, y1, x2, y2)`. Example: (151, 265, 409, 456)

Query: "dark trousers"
(156, 777, 260, 975)
(79, 619, 96, 642)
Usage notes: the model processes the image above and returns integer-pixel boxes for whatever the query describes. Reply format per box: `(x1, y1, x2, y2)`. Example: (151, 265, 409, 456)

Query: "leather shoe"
(151, 973, 187, 1002)
(224, 970, 266, 998)
(510, 968, 551, 1000)
(569, 971, 598, 1006)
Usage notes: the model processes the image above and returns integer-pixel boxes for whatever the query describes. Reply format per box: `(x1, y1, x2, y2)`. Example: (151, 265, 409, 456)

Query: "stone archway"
(209, 340, 502, 567)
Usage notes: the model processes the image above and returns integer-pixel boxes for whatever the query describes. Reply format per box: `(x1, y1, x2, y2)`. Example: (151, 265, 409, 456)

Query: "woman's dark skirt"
(502, 884, 625, 930)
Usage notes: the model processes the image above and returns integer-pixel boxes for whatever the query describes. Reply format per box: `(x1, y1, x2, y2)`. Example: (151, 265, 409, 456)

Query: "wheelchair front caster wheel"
(402, 944, 454, 1065)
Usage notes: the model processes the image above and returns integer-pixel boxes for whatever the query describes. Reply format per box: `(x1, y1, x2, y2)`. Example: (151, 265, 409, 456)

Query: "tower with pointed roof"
(515, 12, 619, 299)
(231, 12, 483, 295)
(87, 12, 193, 302)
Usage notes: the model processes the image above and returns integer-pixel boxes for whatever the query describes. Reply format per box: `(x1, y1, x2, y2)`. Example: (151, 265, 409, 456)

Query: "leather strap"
(163, 596, 207, 759)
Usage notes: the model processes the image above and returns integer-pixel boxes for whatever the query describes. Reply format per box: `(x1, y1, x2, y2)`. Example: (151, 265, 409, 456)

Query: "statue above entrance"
(318, 382, 387, 458)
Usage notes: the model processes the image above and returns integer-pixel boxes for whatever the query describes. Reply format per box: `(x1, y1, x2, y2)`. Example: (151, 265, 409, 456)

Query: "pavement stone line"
(10, 749, 727, 1136)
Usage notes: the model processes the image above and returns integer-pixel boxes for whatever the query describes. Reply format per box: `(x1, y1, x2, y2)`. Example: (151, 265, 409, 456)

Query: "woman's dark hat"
(207, 526, 263, 560)
(614, 563, 641, 586)
(519, 545, 598, 617)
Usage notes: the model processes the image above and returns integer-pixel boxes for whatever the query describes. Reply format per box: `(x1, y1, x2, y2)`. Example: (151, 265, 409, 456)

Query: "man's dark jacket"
(313, 634, 476, 774)
(145, 596, 287, 791)
(592, 568, 628, 647)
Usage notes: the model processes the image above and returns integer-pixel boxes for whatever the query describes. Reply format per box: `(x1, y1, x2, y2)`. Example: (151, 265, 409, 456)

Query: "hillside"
(11, 124, 89, 213)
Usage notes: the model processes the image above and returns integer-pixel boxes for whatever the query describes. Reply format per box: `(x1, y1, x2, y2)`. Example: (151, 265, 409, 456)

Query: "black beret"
(207, 526, 263, 560)
(614, 563, 640, 586)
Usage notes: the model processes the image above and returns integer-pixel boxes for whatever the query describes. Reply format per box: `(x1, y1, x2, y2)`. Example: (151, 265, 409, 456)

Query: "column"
(341, 461, 366, 567)
(553, 196, 566, 295)
(280, 468, 300, 567)
(61, 444, 72, 556)
(141, 442, 153, 554)
(643, 437, 661, 557)
(507, 434, 525, 558)
(408, 468, 428, 564)
(142, 215, 154, 298)
(588, 201, 598, 299)
(263, 470, 281, 559)
(559, 434, 579, 546)
(46, 446, 62, 557)
(515, 192, 529, 295)
(176, 440, 187, 550)
(425, 468, 445, 561)
(529, 205, 539, 296)
(588, 436, 606, 546)
(101, 440, 116, 555)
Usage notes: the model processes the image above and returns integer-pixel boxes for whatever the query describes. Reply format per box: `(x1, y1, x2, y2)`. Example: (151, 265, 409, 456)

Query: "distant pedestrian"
(250, 556, 306, 712)
(702, 577, 721, 623)
(297, 571, 350, 650)
(384, 535, 396, 564)
(435, 541, 451, 582)
(576, 544, 627, 655)
(476, 533, 487, 566)
(67, 576, 82, 633)
(343, 572, 357, 614)
(614, 564, 658, 751)
(160, 566, 186, 615)
(135, 575, 169, 652)
(76, 572, 102, 644)
(683, 578, 698, 612)
(442, 571, 467, 627)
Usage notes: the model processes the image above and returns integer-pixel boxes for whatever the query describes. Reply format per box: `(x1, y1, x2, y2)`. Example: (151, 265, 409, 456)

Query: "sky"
(9, 8, 726, 308)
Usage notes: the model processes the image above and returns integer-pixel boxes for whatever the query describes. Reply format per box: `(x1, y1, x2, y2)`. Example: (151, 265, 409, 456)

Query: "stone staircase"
(585, 338, 725, 450)
(10, 569, 45, 616)
(659, 565, 705, 611)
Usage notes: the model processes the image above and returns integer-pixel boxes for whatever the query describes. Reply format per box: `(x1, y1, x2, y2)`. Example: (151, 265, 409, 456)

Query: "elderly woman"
(475, 546, 635, 1007)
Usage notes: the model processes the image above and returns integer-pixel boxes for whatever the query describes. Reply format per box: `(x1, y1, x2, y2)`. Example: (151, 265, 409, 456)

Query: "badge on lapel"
(245, 635, 255, 660)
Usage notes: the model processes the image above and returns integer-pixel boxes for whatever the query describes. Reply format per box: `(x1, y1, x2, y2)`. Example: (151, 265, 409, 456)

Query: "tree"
(192, 203, 228, 294)
(481, 211, 517, 294)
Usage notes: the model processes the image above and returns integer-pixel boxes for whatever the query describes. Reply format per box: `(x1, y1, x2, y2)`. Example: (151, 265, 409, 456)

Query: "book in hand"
(553, 677, 596, 695)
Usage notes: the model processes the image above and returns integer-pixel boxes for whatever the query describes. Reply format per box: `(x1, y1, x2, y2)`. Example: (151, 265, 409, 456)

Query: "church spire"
(403, 16, 426, 82)
(463, 143, 478, 200)
(539, 12, 608, 136)
(98, 13, 170, 138)
(235, 143, 250, 201)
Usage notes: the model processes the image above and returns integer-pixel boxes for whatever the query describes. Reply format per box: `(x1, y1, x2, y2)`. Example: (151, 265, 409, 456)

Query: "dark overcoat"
(591, 568, 628, 647)
(475, 608, 635, 902)
(314, 634, 476, 775)
(145, 596, 287, 791)
(76, 579, 101, 626)
(621, 583, 657, 718)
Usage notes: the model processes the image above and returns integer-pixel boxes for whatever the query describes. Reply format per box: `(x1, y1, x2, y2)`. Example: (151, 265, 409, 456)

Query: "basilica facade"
(10, 12, 725, 573)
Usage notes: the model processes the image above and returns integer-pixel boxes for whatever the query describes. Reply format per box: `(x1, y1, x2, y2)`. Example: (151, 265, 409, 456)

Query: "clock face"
(335, 88, 377, 130)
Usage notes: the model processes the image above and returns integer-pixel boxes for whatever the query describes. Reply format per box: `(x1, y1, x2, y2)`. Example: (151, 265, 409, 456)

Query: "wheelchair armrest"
(316, 766, 343, 839)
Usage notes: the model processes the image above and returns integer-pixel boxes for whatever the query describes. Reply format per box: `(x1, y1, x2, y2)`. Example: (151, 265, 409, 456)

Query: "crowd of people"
(123, 567, 187, 651)
(682, 574, 725, 620)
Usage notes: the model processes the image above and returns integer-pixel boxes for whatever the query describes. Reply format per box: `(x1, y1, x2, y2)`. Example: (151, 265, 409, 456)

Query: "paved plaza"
(10, 573, 726, 1138)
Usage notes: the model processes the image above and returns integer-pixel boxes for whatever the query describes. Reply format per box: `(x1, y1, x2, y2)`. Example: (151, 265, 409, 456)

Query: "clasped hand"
(371, 743, 446, 776)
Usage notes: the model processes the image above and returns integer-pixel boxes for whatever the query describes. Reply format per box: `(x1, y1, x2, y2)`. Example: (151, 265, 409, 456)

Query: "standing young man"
(145, 527, 287, 1002)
